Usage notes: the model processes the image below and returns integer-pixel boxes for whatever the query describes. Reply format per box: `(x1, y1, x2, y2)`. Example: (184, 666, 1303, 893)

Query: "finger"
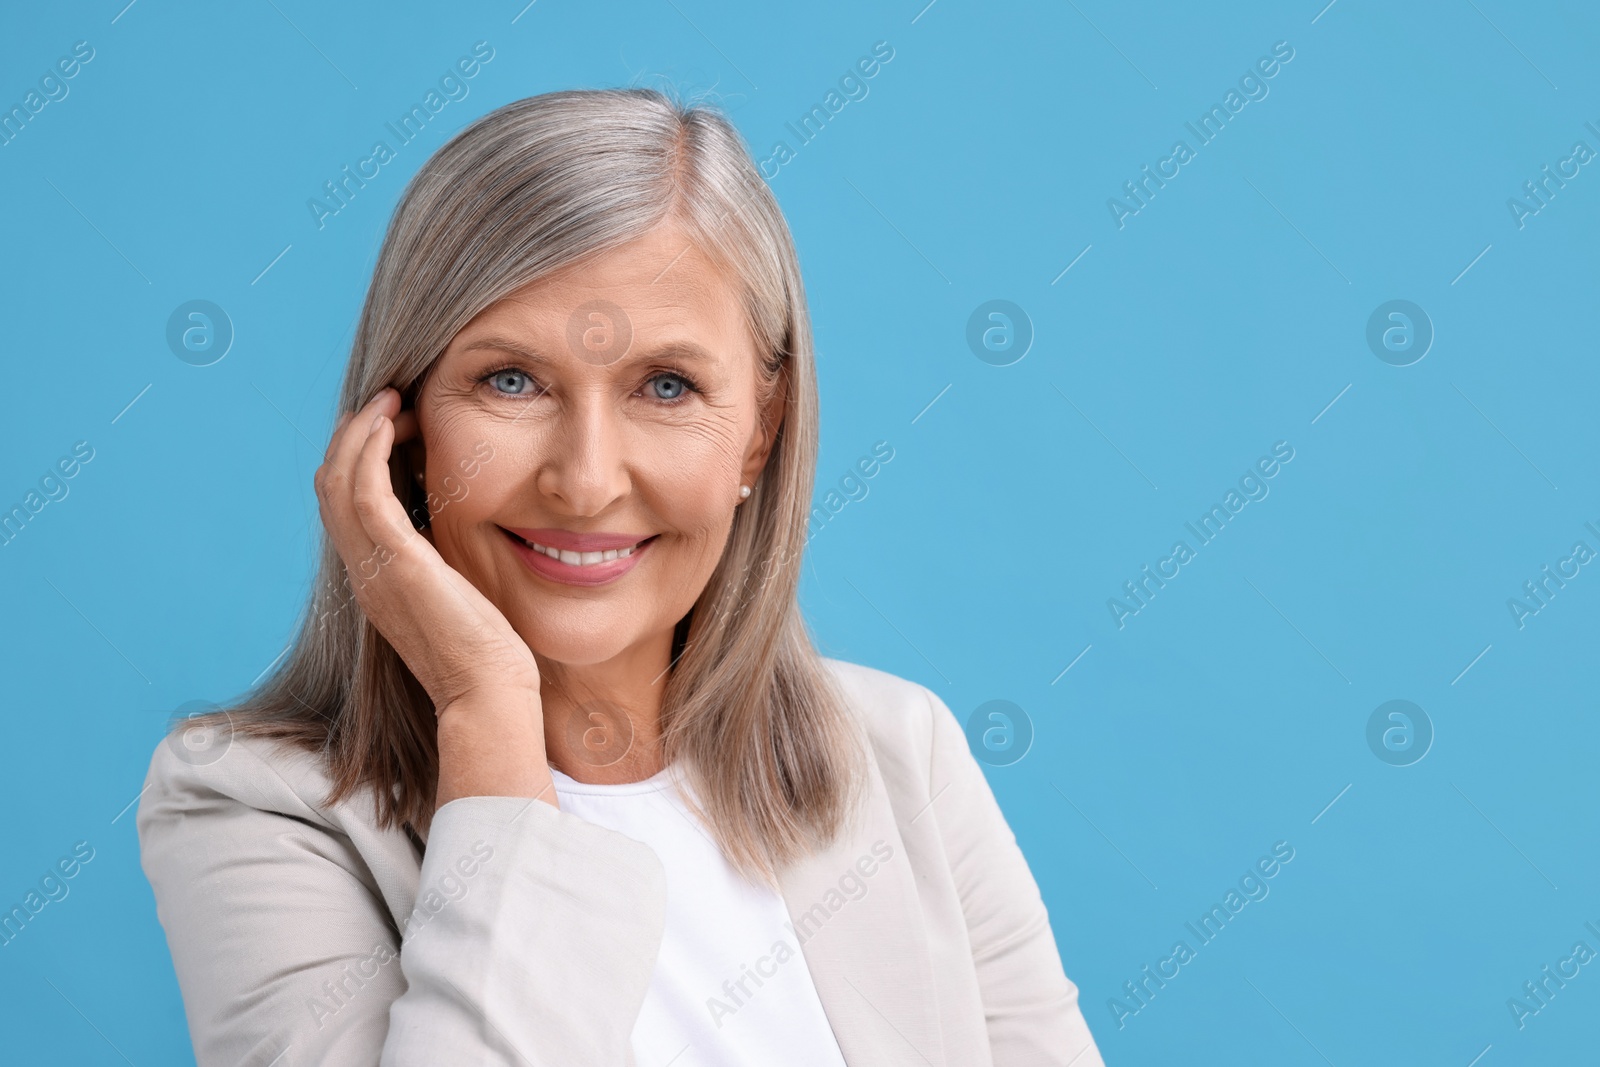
(323, 390, 385, 463)
(322, 390, 390, 484)
(349, 414, 422, 556)
(371, 386, 401, 419)
(315, 478, 379, 587)
(315, 398, 395, 571)
(323, 408, 357, 465)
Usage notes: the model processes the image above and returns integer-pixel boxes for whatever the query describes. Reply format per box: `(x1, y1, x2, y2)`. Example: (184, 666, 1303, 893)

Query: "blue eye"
(488, 369, 533, 395)
(648, 373, 691, 401)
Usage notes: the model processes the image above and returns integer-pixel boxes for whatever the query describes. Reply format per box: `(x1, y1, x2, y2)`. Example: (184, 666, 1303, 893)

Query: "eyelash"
(477, 365, 703, 405)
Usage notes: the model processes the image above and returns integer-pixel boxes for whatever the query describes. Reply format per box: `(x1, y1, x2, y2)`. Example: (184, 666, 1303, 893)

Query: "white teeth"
(525, 538, 642, 566)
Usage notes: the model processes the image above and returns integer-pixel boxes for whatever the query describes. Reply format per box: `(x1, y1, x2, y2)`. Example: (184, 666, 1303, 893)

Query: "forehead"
(462, 223, 747, 343)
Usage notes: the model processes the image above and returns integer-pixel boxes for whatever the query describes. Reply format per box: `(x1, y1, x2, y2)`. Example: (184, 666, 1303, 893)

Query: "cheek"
(418, 403, 493, 473)
(424, 474, 516, 585)
(414, 417, 518, 548)
(633, 425, 744, 526)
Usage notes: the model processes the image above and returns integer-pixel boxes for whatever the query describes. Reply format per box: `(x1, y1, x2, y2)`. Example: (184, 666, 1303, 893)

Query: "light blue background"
(1, 1, 1596, 1063)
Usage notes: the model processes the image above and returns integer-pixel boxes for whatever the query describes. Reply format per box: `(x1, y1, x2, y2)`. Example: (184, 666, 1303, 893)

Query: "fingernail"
(371, 413, 385, 431)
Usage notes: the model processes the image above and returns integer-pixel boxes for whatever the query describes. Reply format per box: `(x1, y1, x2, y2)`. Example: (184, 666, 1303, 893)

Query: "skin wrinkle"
(405, 219, 783, 785)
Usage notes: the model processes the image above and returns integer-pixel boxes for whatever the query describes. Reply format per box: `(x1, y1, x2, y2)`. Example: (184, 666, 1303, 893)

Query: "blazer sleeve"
(921, 687, 1106, 1067)
(136, 737, 667, 1067)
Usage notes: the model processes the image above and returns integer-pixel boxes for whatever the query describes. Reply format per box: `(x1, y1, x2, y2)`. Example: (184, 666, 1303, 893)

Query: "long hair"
(182, 88, 865, 886)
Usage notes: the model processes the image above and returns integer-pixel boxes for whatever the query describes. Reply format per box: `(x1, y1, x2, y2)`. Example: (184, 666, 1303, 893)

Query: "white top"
(548, 761, 848, 1067)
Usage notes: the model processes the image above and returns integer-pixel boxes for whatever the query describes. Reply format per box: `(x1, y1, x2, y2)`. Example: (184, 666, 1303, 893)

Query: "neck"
(536, 630, 674, 785)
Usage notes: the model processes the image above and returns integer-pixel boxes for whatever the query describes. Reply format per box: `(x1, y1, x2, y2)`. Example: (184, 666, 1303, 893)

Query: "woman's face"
(411, 220, 781, 669)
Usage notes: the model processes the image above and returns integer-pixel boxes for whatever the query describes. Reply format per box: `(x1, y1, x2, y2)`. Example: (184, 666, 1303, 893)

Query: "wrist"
(437, 686, 543, 725)
(434, 693, 554, 812)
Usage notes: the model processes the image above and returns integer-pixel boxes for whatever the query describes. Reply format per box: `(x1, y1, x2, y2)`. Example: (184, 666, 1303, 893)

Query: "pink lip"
(505, 527, 651, 552)
(501, 527, 655, 587)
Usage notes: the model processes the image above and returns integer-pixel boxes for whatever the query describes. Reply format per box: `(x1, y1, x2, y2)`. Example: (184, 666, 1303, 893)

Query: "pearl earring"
(739, 484, 751, 499)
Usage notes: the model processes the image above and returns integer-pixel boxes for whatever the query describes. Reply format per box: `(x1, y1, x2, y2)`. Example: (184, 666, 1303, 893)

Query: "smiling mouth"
(500, 528, 659, 569)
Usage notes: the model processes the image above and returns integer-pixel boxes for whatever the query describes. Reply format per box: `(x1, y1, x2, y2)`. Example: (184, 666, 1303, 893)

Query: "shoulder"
(136, 720, 355, 841)
(820, 656, 939, 721)
(819, 656, 957, 780)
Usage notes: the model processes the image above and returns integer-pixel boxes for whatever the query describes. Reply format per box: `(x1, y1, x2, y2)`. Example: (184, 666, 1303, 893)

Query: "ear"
(740, 373, 787, 490)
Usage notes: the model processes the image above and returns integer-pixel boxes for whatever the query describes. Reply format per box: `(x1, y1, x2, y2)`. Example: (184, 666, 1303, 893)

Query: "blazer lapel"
(777, 745, 945, 1066)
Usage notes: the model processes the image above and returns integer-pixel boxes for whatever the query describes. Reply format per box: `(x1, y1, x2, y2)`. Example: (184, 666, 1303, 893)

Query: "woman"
(138, 88, 1104, 1067)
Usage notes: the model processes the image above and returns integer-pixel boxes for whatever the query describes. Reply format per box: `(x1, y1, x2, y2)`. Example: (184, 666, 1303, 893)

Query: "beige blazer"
(137, 657, 1105, 1066)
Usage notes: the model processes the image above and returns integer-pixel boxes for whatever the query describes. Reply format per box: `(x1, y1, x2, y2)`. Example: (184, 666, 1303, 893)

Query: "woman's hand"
(314, 387, 555, 811)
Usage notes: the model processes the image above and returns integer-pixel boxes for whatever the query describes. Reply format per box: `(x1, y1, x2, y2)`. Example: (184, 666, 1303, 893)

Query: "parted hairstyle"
(183, 87, 867, 886)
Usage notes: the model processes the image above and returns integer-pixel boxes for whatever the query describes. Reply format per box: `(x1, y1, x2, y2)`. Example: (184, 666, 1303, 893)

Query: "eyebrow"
(460, 335, 719, 368)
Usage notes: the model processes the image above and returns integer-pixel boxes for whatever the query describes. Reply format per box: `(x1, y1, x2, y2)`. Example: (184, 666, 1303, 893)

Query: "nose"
(534, 390, 631, 518)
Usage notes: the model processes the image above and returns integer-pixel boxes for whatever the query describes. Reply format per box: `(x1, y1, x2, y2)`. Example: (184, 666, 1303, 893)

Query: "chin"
(516, 616, 639, 669)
